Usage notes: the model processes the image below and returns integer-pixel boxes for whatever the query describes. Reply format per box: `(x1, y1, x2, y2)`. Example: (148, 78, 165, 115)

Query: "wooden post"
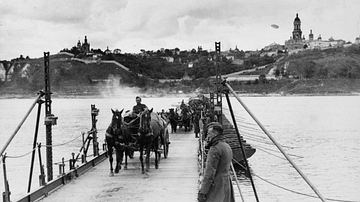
(91, 105, 99, 156)
(28, 98, 44, 193)
(2, 155, 11, 202)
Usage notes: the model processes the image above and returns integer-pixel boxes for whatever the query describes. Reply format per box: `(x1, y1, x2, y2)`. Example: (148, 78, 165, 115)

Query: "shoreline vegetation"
(2, 45, 360, 99)
(1, 87, 359, 99)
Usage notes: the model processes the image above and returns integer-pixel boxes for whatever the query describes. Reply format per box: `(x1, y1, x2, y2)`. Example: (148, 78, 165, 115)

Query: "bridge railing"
(0, 100, 105, 202)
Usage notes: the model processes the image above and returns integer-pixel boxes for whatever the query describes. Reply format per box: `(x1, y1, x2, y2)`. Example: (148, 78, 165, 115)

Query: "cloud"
(1, 0, 360, 60)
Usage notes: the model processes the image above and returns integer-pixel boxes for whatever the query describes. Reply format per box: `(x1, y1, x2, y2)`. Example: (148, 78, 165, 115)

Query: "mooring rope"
(43, 133, 83, 148)
(252, 144, 303, 159)
(253, 173, 359, 202)
(5, 147, 36, 159)
(224, 82, 327, 202)
(4, 133, 83, 159)
(0, 93, 43, 158)
(232, 156, 359, 202)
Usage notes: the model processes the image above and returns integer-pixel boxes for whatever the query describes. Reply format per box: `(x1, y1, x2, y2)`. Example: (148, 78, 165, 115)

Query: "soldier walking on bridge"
(198, 122, 235, 202)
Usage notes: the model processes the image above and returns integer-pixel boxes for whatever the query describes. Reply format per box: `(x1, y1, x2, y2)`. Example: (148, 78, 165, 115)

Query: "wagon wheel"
(163, 142, 169, 159)
(157, 136, 162, 163)
(127, 148, 135, 159)
(163, 129, 170, 158)
(127, 142, 136, 159)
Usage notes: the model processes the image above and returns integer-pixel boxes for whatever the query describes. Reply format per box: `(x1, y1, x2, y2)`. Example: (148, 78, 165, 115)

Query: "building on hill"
(305, 35, 345, 49)
(263, 43, 285, 52)
(113, 49, 122, 54)
(285, 13, 305, 50)
(77, 36, 91, 54)
(285, 13, 347, 53)
(104, 46, 112, 55)
(355, 36, 360, 44)
(162, 56, 174, 63)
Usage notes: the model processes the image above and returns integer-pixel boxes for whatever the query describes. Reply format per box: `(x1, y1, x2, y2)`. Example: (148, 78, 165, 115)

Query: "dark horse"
(168, 108, 179, 133)
(138, 108, 164, 174)
(179, 107, 192, 132)
(105, 109, 132, 176)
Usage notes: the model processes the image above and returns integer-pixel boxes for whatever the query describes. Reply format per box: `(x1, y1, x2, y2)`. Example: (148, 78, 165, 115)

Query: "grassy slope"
(2, 46, 360, 97)
(231, 45, 360, 95)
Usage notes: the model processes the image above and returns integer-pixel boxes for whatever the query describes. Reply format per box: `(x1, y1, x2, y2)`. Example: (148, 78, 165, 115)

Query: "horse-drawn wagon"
(105, 108, 170, 176)
(169, 100, 192, 132)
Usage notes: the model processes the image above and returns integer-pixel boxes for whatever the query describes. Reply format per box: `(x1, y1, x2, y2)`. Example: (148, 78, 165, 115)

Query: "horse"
(179, 107, 192, 132)
(168, 108, 179, 133)
(137, 108, 164, 174)
(105, 109, 132, 176)
(158, 110, 170, 127)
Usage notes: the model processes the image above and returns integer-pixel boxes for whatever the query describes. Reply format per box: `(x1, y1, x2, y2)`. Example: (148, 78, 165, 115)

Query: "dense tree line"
(108, 52, 277, 80)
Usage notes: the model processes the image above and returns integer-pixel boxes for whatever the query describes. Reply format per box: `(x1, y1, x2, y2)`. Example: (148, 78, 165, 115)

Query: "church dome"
(294, 13, 301, 22)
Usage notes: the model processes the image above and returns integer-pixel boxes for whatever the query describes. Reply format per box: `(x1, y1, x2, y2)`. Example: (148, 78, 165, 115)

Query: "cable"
(253, 173, 360, 202)
(4, 133, 83, 161)
(252, 144, 303, 159)
(232, 154, 359, 202)
(5, 147, 36, 159)
(43, 133, 83, 148)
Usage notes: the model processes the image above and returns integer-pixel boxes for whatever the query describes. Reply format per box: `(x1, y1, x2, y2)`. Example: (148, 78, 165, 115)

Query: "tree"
(0, 60, 12, 82)
(70, 46, 80, 55)
(275, 69, 280, 78)
(92, 48, 104, 55)
(259, 74, 267, 83)
(164, 49, 173, 56)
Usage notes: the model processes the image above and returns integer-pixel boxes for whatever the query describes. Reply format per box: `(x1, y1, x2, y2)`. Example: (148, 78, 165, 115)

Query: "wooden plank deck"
(38, 130, 199, 202)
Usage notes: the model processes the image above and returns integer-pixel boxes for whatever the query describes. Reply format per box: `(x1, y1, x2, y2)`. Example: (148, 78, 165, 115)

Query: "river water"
(1, 96, 359, 201)
(224, 96, 360, 202)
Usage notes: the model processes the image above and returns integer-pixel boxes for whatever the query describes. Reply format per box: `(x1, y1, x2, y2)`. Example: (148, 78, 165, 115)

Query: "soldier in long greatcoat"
(193, 111, 201, 138)
(198, 122, 235, 202)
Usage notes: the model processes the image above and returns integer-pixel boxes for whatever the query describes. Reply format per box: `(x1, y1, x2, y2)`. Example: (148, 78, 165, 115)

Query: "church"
(76, 36, 91, 54)
(285, 13, 346, 51)
(285, 13, 304, 50)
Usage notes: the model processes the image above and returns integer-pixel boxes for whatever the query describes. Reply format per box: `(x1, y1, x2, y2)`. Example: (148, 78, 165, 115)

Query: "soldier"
(198, 122, 235, 202)
(132, 96, 148, 115)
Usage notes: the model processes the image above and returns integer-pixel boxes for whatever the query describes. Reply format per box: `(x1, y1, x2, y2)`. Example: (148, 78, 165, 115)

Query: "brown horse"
(137, 108, 164, 174)
(105, 109, 132, 176)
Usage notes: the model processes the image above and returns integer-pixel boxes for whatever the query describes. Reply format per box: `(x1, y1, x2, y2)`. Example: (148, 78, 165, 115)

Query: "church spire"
(292, 13, 302, 40)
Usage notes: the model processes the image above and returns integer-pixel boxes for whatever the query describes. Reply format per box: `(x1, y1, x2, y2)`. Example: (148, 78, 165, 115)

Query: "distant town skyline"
(1, 0, 360, 60)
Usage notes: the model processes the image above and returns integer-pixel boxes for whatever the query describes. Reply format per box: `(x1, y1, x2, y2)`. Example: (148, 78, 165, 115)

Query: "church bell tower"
(292, 13, 302, 40)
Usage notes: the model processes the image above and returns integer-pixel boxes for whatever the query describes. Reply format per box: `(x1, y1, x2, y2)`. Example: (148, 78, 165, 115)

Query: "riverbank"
(1, 78, 360, 99)
(1, 90, 359, 99)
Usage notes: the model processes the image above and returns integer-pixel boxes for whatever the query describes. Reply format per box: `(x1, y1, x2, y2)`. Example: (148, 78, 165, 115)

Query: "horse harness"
(105, 123, 126, 141)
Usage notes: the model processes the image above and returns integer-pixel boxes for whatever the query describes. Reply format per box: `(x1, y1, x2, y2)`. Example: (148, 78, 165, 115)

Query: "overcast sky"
(1, 0, 360, 60)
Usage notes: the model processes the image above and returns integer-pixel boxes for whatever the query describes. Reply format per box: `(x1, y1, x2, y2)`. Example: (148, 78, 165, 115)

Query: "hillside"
(226, 45, 360, 95)
(1, 45, 360, 98)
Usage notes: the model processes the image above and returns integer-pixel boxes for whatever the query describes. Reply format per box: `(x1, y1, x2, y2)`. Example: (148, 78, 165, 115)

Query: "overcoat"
(199, 141, 235, 202)
(194, 113, 201, 134)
